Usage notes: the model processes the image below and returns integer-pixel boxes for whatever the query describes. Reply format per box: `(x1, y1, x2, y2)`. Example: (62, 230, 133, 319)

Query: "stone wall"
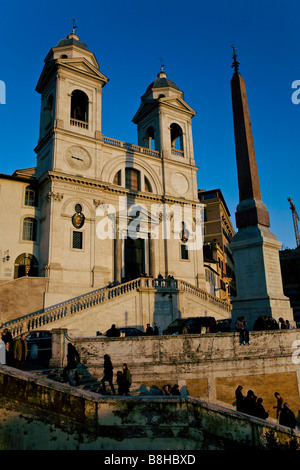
(51, 328, 300, 424)
(0, 277, 49, 322)
(0, 365, 298, 450)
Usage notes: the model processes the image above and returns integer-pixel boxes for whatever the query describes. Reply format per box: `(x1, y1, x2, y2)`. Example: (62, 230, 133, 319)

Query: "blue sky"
(0, 0, 299, 249)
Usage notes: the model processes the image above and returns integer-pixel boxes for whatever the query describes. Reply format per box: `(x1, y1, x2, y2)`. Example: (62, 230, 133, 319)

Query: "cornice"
(39, 171, 200, 206)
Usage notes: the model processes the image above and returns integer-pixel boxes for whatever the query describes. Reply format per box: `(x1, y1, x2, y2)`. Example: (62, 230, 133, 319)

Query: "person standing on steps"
(65, 343, 80, 386)
(273, 392, 283, 420)
(279, 403, 297, 429)
(101, 354, 116, 395)
(13, 333, 28, 370)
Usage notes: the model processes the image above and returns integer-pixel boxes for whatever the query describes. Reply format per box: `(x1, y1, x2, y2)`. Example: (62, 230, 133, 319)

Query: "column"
(114, 219, 122, 284)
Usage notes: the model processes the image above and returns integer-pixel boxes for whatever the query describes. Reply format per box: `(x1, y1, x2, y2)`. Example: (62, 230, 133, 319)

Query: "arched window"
(144, 176, 152, 193)
(24, 185, 38, 207)
(113, 170, 121, 186)
(22, 218, 37, 242)
(170, 123, 184, 155)
(125, 168, 140, 191)
(70, 90, 89, 126)
(44, 94, 54, 129)
(145, 126, 155, 150)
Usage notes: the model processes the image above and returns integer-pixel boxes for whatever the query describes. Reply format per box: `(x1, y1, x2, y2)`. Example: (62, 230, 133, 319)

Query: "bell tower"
(132, 68, 196, 166)
(35, 30, 108, 178)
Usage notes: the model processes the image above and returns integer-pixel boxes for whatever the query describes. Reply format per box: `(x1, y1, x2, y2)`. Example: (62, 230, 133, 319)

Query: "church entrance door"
(124, 238, 145, 281)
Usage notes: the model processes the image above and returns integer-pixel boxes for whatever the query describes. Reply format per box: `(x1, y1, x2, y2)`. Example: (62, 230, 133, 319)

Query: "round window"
(75, 203, 82, 213)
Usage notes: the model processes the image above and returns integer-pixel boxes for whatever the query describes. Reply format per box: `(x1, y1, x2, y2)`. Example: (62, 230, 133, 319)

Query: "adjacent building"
(198, 189, 236, 301)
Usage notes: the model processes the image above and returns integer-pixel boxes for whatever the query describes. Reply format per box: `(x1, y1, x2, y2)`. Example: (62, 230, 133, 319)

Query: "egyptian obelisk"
(229, 46, 294, 330)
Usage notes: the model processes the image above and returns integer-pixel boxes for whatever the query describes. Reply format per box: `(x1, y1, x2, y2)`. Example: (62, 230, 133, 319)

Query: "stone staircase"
(30, 364, 112, 394)
(0, 277, 231, 337)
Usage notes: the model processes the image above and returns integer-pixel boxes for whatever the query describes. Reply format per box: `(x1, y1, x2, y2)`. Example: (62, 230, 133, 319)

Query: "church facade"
(0, 31, 209, 309)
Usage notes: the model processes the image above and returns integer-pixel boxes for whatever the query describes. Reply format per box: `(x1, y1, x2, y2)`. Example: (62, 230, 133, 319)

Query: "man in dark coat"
(255, 398, 269, 420)
(101, 355, 116, 395)
(65, 343, 80, 386)
(13, 333, 28, 369)
(235, 385, 245, 412)
(106, 324, 120, 337)
(279, 403, 297, 429)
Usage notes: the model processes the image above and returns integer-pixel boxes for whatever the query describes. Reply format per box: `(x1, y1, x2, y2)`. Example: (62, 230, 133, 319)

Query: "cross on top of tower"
(157, 57, 167, 79)
(70, 16, 78, 34)
(231, 44, 240, 73)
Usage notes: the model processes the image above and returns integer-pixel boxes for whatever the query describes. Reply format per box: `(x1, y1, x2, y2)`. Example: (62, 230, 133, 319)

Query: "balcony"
(70, 118, 88, 130)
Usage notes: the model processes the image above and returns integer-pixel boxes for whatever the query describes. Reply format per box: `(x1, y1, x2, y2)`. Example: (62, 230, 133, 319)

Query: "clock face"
(65, 146, 91, 170)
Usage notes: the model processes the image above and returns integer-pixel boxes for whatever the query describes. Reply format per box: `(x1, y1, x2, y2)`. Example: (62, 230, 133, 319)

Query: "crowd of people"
(97, 323, 160, 338)
(235, 386, 297, 429)
(253, 316, 293, 331)
(235, 315, 294, 346)
(1, 323, 299, 432)
(64, 343, 184, 397)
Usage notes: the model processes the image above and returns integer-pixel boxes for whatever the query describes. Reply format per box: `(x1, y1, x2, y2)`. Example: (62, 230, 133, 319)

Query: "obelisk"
(229, 46, 294, 329)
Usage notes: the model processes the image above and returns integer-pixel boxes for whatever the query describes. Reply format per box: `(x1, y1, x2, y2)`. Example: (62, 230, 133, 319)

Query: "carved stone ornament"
(46, 191, 64, 202)
(72, 211, 85, 229)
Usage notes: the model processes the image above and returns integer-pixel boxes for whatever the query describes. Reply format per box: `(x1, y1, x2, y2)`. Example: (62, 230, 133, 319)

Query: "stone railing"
(171, 148, 184, 157)
(102, 136, 161, 158)
(0, 277, 231, 337)
(0, 278, 142, 337)
(70, 118, 88, 129)
(177, 279, 232, 313)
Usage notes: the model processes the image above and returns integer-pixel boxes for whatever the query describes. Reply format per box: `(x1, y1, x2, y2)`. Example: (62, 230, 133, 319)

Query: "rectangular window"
(25, 188, 38, 207)
(181, 244, 189, 260)
(23, 218, 37, 241)
(125, 168, 140, 191)
(72, 231, 83, 250)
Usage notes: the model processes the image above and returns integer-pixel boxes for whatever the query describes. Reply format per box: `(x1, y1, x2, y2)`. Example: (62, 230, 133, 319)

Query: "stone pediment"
(161, 97, 196, 116)
(36, 58, 108, 92)
(132, 97, 196, 123)
(59, 58, 109, 85)
(132, 100, 156, 123)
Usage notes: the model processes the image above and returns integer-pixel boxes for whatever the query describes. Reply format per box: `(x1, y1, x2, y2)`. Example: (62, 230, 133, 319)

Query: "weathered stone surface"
(48, 328, 300, 425)
(0, 365, 299, 450)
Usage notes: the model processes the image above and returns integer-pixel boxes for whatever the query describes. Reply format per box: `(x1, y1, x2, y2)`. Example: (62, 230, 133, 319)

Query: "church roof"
(146, 69, 179, 93)
(56, 33, 90, 52)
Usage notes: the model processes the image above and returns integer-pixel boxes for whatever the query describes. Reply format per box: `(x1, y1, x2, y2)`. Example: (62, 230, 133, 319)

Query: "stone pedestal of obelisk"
(229, 51, 294, 330)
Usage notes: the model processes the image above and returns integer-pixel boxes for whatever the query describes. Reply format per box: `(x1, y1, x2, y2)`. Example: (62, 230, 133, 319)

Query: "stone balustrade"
(102, 136, 161, 158)
(70, 118, 88, 129)
(0, 277, 231, 337)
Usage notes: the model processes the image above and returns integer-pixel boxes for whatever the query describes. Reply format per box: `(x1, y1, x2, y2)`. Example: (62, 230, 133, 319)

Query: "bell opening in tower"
(70, 89, 89, 124)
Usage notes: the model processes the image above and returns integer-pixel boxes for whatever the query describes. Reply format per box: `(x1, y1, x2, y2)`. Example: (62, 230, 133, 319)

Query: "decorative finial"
(159, 56, 165, 72)
(231, 44, 240, 73)
(70, 16, 78, 34)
